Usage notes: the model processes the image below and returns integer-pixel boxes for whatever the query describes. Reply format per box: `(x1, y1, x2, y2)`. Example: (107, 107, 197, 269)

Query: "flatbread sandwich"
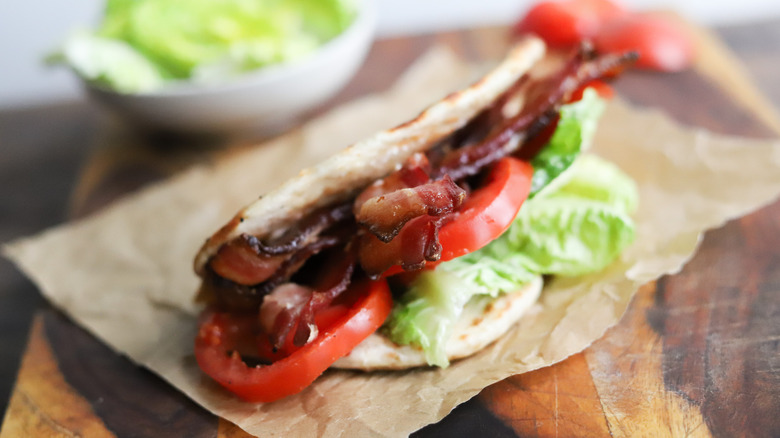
(193, 36, 639, 402)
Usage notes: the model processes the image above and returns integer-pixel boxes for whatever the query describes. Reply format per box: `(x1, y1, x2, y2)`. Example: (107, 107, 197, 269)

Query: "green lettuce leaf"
(57, 32, 166, 93)
(546, 153, 639, 213)
(530, 88, 606, 197)
(386, 270, 476, 367)
(55, 0, 356, 92)
(386, 154, 639, 367)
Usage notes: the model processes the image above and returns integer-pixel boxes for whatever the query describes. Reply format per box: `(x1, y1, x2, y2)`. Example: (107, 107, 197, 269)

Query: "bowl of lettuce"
(56, 0, 376, 133)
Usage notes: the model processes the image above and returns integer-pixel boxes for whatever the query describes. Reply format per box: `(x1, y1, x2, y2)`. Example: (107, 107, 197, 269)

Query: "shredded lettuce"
(55, 0, 357, 92)
(386, 91, 638, 367)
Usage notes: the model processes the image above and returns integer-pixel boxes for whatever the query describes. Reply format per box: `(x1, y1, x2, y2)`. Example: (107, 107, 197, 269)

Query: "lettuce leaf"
(530, 88, 606, 197)
(547, 152, 639, 213)
(55, 0, 356, 92)
(386, 126, 639, 367)
(386, 270, 476, 367)
(57, 32, 167, 93)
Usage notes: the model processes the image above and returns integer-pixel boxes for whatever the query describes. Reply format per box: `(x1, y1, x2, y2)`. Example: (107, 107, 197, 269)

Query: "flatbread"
(333, 276, 543, 370)
(194, 37, 546, 274)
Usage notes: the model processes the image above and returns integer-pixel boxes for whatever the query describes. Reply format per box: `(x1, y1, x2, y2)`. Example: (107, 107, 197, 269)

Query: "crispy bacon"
(291, 249, 356, 346)
(260, 283, 312, 341)
(445, 74, 531, 154)
(358, 215, 450, 277)
(436, 47, 637, 181)
(248, 203, 352, 256)
(356, 175, 465, 242)
(260, 235, 342, 292)
(210, 236, 288, 286)
(197, 268, 265, 312)
(208, 204, 352, 287)
(353, 153, 432, 212)
(202, 235, 343, 312)
(265, 246, 357, 349)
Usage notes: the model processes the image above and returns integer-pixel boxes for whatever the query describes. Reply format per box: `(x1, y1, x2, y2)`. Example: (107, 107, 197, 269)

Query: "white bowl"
(84, 0, 376, 134)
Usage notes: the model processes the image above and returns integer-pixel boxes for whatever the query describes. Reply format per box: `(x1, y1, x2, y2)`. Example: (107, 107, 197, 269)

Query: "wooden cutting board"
(3, 14, 779, 437)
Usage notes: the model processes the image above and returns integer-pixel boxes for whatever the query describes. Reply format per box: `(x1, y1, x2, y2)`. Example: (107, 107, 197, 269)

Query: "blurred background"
(2, 0, 780, 110)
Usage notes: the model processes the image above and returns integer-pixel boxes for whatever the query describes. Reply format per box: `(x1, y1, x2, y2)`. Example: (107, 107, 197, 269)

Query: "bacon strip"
(208, 203, 352, 287)
(209, 236, 288, 286)
(266, 245, 357, 349)
(260, 283, 312, 343)
(203, 235, 343, 312)
(246, 203, 353, 256)
(353, 153, 432, 212)
(436, 47, 637, 181)
(196, 268, 265, 312)
(356, 175, 465, 242)
(443, 74, 531, 155)
(291, 250, 356, 346)
(358, 215, 450, 278)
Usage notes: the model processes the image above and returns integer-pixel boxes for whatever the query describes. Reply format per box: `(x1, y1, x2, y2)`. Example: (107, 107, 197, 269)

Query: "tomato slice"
(593, 14, 694, 72)
(195, 279, 392, 403)
(438, 157, 534, 261)
(514, 0, 627, 48)
(514, 1, 693, 72)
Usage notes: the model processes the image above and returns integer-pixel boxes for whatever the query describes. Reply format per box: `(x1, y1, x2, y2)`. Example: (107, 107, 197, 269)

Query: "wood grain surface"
(3, 16, 780, 438)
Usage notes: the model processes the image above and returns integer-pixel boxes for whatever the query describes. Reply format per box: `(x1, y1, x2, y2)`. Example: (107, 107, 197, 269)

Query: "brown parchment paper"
(5, 47, 780, 437)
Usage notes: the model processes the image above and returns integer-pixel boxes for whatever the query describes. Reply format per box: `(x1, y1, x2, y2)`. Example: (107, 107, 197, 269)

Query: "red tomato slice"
(576, 0, 626, 19)
(437, 157, 534, 261)
(593, 14, 694, 72)
(514, 0, 627, 48)
(195, 279, 392, 403)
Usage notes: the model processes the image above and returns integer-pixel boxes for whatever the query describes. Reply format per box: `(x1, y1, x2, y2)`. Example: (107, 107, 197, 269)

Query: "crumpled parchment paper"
(5, 47, 780, 437)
